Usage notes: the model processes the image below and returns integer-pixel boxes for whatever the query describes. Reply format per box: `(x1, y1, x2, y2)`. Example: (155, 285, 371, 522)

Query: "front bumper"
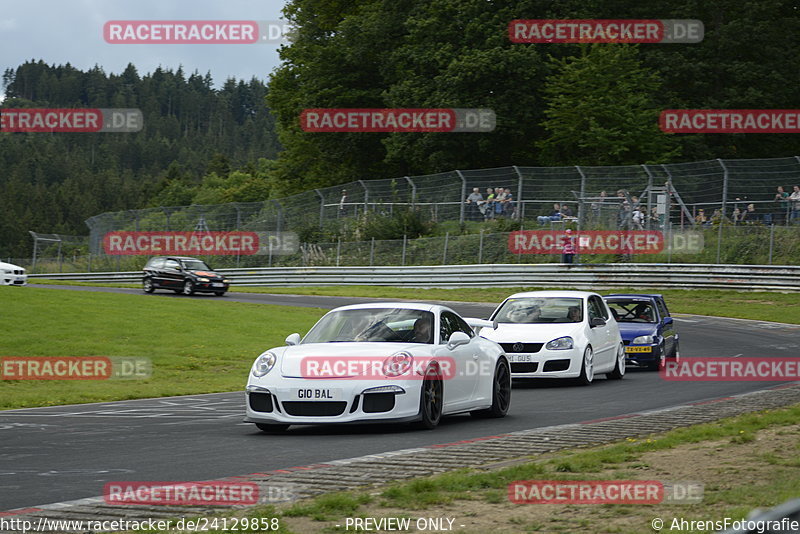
(2, 275, 27, 286)
(506, 347, 582, 379)
(244, 379, 422, 425)
(193, 281, 229, 292)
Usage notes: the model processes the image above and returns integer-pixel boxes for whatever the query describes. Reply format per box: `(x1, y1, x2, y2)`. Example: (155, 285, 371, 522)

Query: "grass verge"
(0, 287, 325, 410)
(230, 286, 800, 325)
(165, 403, 800, 533)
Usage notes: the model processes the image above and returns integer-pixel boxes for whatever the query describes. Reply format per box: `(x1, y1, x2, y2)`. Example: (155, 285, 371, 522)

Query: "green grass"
(230, 286, 800, 324)
(0, 287, 326, 410)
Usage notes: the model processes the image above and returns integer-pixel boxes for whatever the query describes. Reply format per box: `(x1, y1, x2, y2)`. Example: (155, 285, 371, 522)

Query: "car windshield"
(493, 297, 583, 324)
(302, 308, 435, 344)
(606, 300, 657, 323)
(181, 259, 211, 271)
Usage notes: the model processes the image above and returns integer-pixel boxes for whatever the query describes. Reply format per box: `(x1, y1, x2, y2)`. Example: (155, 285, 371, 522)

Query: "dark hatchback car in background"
(603, 294, 680, 370)
(142, 256, 230, 296)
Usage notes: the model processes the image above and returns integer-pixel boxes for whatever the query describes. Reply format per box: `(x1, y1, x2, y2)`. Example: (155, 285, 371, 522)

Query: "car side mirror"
(663, 317, 673, 325)
(447, 331, 470, 349)
(590, 317, 606, 328)
(285, 333, 301, 346)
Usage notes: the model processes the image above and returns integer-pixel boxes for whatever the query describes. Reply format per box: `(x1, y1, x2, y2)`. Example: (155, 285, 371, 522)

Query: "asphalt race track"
(2, 285, 798, 511)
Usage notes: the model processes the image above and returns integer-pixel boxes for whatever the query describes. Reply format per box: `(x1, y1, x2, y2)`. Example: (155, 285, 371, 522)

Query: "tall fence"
(82, 157, 800, 251)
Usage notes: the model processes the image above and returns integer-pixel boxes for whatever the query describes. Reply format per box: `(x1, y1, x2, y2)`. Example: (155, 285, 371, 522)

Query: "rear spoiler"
(464, 317, 498, 331)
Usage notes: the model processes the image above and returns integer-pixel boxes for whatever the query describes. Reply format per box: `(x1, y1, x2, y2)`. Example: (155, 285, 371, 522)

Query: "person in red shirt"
(561, 228, 576, 264)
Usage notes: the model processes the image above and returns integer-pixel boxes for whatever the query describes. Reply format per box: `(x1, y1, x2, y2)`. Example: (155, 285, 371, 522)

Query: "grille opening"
(543, 359, 571, 372)
(248, 392, 273, 413)
(362, 393, 395, 413)
(510, 362, 538, 373)
(282, 401, 347, 417)
(350, 395, 360, 413)
(500, 343, 543, 353)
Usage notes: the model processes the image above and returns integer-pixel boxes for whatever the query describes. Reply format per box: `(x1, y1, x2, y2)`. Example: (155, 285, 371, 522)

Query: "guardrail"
(29, 263, 800, 292)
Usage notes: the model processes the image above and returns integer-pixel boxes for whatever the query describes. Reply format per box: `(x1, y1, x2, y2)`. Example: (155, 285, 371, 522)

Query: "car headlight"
(197, 277, 210, 282)
(1, 270, 9, 274)
(383, 351, 413, 377)
(632, 335, 655, 344)
(545, 336, 574, 350)
(223, 279, 231, 283)
(252, 351, 277, 377)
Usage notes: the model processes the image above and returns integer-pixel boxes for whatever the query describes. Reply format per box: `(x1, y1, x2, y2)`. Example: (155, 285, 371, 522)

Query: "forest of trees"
(3, 0, 800, 257)
(0, 61, 279, 257)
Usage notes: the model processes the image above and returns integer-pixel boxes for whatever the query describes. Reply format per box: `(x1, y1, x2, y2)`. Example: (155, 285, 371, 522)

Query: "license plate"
(625, 346, 652, 353)
(291, 388, 342, 401)
(212, 282, 224, 287)
(509, 354, 533, 363)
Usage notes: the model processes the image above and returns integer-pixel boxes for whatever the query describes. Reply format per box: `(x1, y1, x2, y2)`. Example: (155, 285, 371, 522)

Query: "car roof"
(149, 256, 203, 261)
(503, 290, 597, 299)
(604, 294, 663, 300)
(329, 302, 447, 314)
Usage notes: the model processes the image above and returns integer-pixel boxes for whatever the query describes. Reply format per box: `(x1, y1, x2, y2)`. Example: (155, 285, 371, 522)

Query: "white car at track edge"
(244, 302, 511, 432)
(479, 291, 625, 385)
(0, 261, 27, 286)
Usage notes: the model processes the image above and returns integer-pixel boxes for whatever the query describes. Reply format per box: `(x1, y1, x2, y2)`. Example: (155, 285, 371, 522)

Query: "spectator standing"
(502, 188, 515, 218)
(774, 186, 790, 224)
(790, 185, 800, 223)
(561, 228, 576, 264)
(484, 187, 496, 220)
(465, 187, 483, 221)
(632, 206, 644, 229)
(590, 191, 607, 226)
(494, 187, 507, 218)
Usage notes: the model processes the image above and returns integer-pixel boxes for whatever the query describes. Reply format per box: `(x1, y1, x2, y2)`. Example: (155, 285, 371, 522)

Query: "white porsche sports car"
(244, 302, 511, 432)
(0, 261, 27, 286)
(480, 291, 625, 385)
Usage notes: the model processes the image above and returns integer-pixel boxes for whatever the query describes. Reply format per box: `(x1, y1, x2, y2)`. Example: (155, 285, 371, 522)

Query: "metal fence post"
(456, 170, 467, 224)
(402, 235, 407, 266)
(513, 166, 524, 221)
(315, 189, 325, 229)
(358, 180, 369, 213)
(404, 177, 416, 208)
(478, 229, 484, 264)
(336, 238, 341, 267)
(442, 232, 449, 264)
(370, 238, 375, 266)
(575, 165, 587, 263)
(716, 159, 729, 264)
(768, 224, 775, 265)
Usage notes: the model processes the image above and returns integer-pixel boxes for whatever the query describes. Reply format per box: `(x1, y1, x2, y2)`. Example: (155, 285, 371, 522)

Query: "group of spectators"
(464, 187, 517, 220)
(769, 185, 800, 224)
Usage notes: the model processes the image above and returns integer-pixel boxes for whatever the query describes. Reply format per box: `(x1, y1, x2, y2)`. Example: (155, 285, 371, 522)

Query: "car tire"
(414, 365, 443, 430)
(471, 358, 511, 418)
(255, 423, 289, 433)
(576, 346, 594, 386)
(214, 291, 226, 297)
(173, 290, 182, 294)
(647, 342, 666, 371)
(606, 343, 626, 380)
(142, 278, 155, 294)
(182, 280, 195, 296)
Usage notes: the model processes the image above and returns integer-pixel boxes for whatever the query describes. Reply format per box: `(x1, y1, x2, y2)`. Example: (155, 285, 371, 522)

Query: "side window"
(150, 258, 165, 269)
(593, 296, 609, 320)
(164, 259, 180, 270)
(655, 298, 669, 320)
(439, 312, 458, 344)
(452, 314, 475, 338)
(587, 298, 604, 320)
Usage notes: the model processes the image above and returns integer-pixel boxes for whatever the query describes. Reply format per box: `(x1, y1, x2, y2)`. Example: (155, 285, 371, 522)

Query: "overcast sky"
(0, 0, 290, 98)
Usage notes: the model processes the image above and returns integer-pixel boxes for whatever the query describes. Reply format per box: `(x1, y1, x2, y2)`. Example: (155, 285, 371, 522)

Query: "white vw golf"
(244, 302, 511, 432)
(480, 291, 625, 385)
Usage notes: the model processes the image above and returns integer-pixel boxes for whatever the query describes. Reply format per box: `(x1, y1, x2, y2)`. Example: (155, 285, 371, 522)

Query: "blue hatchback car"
(603, 294, 680, 370)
